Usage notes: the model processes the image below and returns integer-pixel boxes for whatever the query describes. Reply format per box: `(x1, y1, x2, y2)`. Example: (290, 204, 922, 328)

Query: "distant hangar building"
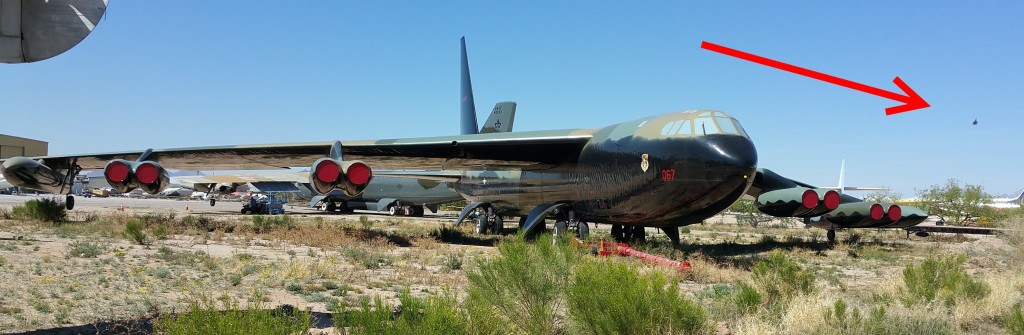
(0, 134, 48, 159)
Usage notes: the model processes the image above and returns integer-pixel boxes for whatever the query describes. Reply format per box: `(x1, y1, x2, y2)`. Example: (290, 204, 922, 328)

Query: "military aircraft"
(1, 0, 107, 63)
(167, 38, 517, 216)
(0, 38, 930, 244)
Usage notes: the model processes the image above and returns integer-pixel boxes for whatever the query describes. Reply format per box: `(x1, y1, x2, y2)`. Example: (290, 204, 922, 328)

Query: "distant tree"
(729, 199, 784, 227)
(916, 179, 991, 225)
(862, 188, 903, 204)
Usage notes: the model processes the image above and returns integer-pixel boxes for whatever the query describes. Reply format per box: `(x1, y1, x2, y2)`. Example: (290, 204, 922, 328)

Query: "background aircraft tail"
(479, 102, 517, 134)
(460, 36, 479, 135)
(460, 36, 516, 134)
(824, 160, 888, 193)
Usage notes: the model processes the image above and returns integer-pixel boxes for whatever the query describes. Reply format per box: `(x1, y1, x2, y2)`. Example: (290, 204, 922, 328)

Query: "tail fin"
(480, 102, 517, 133)
(824, 159, 887, 192)
(1011, 188, 1024, 202)
(460, 36, 479, 135)
(836, 159, 846, 194)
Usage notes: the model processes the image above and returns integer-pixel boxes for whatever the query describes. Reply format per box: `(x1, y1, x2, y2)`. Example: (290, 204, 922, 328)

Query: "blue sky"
(2, 1, 1022, 197)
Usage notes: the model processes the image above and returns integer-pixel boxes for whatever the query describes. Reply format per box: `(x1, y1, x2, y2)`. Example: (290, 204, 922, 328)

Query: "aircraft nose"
(702, 135, 758, 172)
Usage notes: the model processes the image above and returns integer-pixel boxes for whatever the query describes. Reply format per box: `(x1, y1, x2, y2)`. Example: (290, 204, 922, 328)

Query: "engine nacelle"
(309, 158, 373, 196)
(0, 157, 69, 194)
(821, 201, 886, 228)
(103, 159, 170, 195)
(755, 187, 841, 218)
(871, 204, 929, 228)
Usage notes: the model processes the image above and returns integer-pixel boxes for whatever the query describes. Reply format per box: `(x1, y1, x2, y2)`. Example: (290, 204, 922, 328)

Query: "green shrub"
(901, 254, 990, 307)
(153, 223, 169, 240)
(66, 241, 106, 258)
(820, 299, 953, 335)
(565, 258, 706, 335)
(733, 281, 762, 314)
(751, 252, 815, 305)
(466, 235, 579, 334)
(252, 214, 294, 233)
(124, 218, 147, 245)
(154, 293, 310, 335)
(1006, 303, 1024, 335)
(12, 198, 66, 223)
(345, 289, 470, 335)
(442, 252, 463, 271)
(181, 215, 217, 232)
(151, 267, 171, 279)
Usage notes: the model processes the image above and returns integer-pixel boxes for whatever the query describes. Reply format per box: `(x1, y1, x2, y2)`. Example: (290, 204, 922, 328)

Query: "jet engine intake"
(309, 158, 372, 196)
(755, 187, 841, 218)
(103, 160, 170, 195)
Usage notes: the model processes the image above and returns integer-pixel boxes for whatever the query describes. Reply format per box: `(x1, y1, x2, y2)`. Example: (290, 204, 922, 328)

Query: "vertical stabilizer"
(480, 102, 517, 133)
(837, 159, 846, 194)
(460, 36, 479, 135)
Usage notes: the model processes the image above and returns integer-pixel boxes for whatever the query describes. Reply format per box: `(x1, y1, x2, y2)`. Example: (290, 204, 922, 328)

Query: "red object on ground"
(582, 239, 692, 272)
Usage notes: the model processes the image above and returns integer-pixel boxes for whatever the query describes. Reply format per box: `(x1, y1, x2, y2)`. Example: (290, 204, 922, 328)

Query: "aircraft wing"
(172, 173, 310, 186)
(10, 130, 594, 172)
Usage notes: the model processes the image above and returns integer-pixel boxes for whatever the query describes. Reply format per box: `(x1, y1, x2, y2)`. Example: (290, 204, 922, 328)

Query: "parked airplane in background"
(157, 187, 194, 197)
(0, 38, 930, 244)
(0, 0, 107, 63)
(987, 189, 1024, 209)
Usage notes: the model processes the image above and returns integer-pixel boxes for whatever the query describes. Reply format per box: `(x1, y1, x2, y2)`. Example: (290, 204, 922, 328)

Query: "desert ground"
(0, 194, 1022, 334)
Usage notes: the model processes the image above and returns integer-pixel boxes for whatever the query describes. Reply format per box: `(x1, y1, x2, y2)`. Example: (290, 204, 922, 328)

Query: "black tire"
(611, 224, 624, 242)
(65, 195, 75, 210)
(492, 215, 504, 235)
(553, 221, 568, 237)
(631, 226, 647, 242)
(412, 206, 425, 217)
(326, 202, 337, 212)
(209, 198, 217, 207)
(827, 229, 836, 243)
(241, 208, 248, 214)
(476, 215, 488, 235)
(577, 221, 590, 239)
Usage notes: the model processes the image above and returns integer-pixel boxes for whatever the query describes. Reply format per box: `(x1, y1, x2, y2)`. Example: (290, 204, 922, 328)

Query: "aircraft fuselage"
(451, 110, 758, 228)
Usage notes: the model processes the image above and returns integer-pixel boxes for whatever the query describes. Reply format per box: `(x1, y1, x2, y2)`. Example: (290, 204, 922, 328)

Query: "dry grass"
(3, 202, 1024, 334)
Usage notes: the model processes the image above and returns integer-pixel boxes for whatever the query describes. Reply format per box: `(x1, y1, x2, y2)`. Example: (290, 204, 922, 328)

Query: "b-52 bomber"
(0, 38, 929, 244)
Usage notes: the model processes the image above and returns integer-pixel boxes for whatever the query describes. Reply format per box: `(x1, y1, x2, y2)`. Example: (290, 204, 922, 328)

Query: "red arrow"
(701, 41, 929, 115)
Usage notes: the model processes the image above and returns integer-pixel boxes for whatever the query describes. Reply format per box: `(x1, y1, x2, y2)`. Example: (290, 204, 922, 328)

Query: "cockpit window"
(716, 117, 737, 134)
(695, 118, 719, 135)
(659, 111, 748, 138)
(676, 120, 692, 135)
(732, 119, 749, 137)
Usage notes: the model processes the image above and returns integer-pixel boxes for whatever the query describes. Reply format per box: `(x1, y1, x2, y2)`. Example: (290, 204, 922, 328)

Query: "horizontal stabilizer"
(480, 102, 517, 134)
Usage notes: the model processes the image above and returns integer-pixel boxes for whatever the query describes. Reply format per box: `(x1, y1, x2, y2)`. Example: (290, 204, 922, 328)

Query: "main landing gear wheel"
(326, 201, 337, 212)
(611, 224, 624, 242)
(827, 229, 836, 243)
(388, 205, 398, 216)
(553, 221, 568, 238)
(575, 221, 590, 239)
(476, 215, 488, 235)
(491, 215, 504, 235)
(209, 198, 216, 207)
(65, 194, 75, 211)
